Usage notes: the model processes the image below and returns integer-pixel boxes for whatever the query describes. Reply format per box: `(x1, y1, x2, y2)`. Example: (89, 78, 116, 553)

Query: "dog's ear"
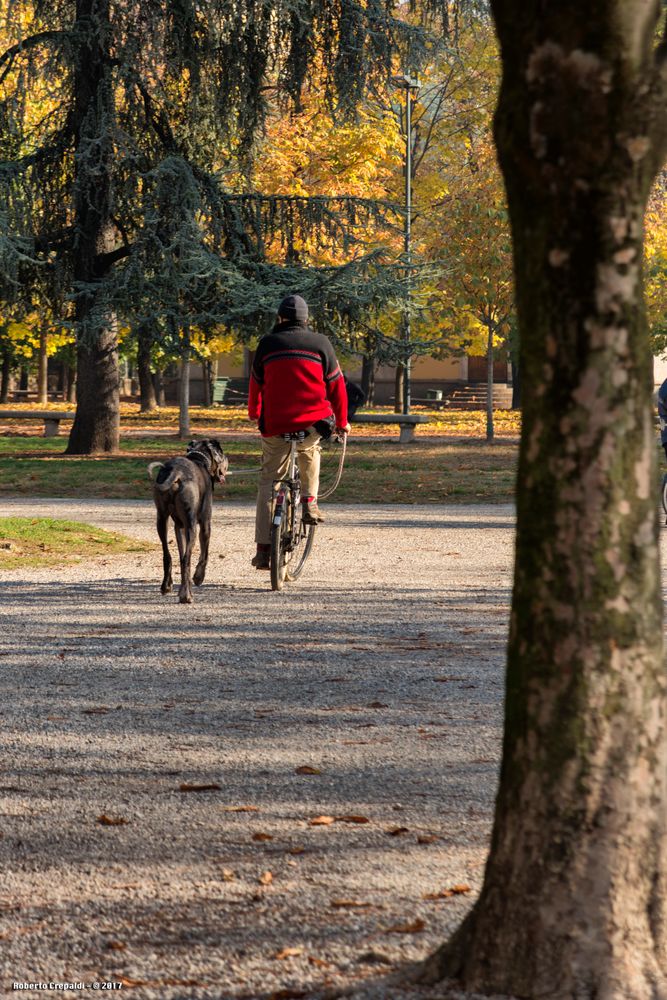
(187, 440, 197, 451)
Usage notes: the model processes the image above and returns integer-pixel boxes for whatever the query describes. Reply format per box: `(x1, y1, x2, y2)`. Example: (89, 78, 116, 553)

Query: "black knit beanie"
(277, 294, 309, 324)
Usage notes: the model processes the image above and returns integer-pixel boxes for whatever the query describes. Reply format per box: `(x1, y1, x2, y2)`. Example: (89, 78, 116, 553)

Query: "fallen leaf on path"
(385, 827, 409, 836)
(82, 706, 110, 715)
(269, 990, 308, 1000)
(288, 846, 306, 855)
(384, 918, 426, 934)
(308, 955, 332, 968)
(225, 805, 259, 812)
(417, 835, 438, 844)
(97, 814, 128, 826)
(179, 782, 222, 793)
(335, 814, 370, 824)
(309, 815, 335, 826)
(259, 871, 273, 885)
(252, 832, 273, 842)
(106, 940, 127, 951)
(295, 765, 321, 775)
(220, 869, 235, 881)
(274, 946, 303, 960)
(366, 701, 389, 709)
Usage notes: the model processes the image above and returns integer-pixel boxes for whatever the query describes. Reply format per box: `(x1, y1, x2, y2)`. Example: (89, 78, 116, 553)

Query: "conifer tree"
(1, 0, 440, 451)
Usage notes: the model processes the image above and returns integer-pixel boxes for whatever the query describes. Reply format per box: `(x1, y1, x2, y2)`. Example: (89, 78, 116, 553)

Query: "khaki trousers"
(255, 432, 321, 545)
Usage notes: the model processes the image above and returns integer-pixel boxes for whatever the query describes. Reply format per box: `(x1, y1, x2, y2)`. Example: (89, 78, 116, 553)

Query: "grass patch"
(0, 517, 154, 569)
(0, 435, 518, 504)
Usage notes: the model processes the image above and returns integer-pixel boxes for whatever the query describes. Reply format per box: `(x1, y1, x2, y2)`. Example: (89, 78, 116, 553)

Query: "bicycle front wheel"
(285, 503, 316, 582)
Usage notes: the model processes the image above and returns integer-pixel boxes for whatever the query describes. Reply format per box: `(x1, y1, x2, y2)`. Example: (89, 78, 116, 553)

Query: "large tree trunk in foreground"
(65, 0, 119, 454)
(420, 4, 667, 998)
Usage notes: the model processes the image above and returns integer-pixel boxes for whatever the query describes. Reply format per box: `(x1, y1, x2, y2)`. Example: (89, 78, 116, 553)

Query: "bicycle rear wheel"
(270, 494, 290, 591)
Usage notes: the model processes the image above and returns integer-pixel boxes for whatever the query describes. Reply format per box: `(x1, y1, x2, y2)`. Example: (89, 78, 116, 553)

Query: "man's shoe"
(251, 549, 271, 570)
(302, 501, 324, 525)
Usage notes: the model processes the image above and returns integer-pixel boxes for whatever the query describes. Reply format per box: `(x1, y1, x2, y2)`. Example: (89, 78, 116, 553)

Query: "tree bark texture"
(394, 364, 404, 413)
(179, 333, 191, 439)
(486, 322, 494, 441)
(65, 0, 119, 454)
(420, 4, 667, 999)
(137, 324, 157, 412)
(37, 327, 48, 403)
(361, 354, 376, 405)
(0, 349, 11, 403)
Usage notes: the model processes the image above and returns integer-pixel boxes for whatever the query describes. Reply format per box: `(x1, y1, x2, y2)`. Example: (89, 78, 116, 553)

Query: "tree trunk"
(37, 326, 48, 403)
(65, 0, 119, 454)
(394, 364, 404, 413)
(419, 4, 667, 998)
(202, 359, 213, 408)
(361, 354, 375, 405)
(67, 360, 77, 403)
(153, 368, 165, 407)
(0, 348, 11, 403)
(510, 355, 521, 409)
(178, 330, 191, 439)
(485, 322, 494, 441)
(137, 323, 157, 412)
(19, 365, 29, 392)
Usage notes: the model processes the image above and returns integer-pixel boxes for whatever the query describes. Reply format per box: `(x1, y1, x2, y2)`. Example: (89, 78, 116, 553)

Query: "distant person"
(659, 378, 667, 461)
(248, 294, 350, 570)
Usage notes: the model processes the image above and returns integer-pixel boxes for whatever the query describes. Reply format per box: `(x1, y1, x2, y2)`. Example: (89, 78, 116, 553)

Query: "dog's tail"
(147, 461, 164, 482)
(148, 462, 182, 493)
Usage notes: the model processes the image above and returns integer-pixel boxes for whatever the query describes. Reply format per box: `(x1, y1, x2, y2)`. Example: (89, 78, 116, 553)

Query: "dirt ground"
(0, 497, 664, 1000)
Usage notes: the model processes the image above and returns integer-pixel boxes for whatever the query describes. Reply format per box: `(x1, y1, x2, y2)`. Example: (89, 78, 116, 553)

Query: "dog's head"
(187, 439, 228, 483)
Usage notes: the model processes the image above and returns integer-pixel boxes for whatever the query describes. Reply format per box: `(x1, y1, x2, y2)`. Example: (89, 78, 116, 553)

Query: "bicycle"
(270, 431, 317, 591)
(662, 471, 667, 526)
(269, 429, 348, 591)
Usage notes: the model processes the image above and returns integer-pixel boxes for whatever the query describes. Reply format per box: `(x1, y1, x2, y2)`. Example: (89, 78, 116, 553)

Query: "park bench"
(350, 412, 431, 443)
(0, 409, 74, 437)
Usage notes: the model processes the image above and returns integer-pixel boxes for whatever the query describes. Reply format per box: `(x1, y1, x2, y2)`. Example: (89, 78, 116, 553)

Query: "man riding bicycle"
(248, 294, 350, 570)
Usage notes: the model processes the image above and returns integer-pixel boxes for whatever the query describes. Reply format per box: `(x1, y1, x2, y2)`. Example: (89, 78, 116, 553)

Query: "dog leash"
(225, 435, 347, 496)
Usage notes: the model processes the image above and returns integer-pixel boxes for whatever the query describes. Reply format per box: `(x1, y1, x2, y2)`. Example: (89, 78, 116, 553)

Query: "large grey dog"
(148, 439, 228, 604)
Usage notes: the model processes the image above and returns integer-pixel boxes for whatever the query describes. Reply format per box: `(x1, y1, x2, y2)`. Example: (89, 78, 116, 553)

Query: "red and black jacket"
(248, 322, 348, 437)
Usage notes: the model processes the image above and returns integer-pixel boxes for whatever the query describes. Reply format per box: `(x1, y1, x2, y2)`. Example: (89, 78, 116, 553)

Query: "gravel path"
(0, 498, 664, 1000)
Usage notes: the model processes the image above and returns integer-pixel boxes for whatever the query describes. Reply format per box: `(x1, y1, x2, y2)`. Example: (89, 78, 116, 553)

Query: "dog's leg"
(177, 517, 196, 604)
(193, 495, 212, 586)
(157, 512, 172, 594)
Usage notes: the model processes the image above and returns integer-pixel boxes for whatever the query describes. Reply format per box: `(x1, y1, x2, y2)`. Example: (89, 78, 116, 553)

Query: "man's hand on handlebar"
(337, 423, 351, 435)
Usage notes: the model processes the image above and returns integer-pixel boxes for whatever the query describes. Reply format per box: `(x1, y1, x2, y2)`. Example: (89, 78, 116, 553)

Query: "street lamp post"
(392, 73, 420, 415)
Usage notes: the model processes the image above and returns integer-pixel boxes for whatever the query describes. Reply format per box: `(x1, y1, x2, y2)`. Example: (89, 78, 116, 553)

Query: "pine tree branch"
(0, 31, 71, 85)
(33, 227, 74, 252)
